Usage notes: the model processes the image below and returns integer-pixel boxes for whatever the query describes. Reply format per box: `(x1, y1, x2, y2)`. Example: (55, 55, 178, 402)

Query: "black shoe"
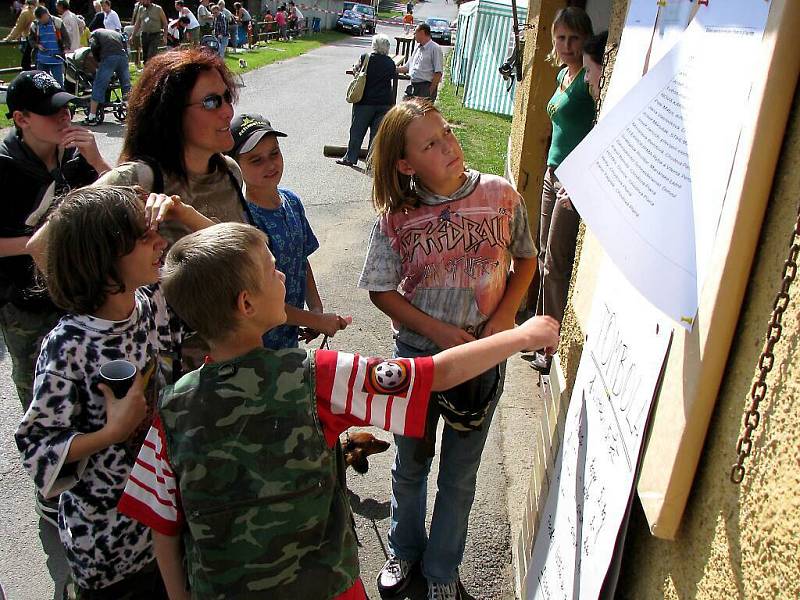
(530, 351, 552, 374)
(336, 158, 356, 166)
(377, 555, 414, 598)
(82, 116, 100, 126)
(35, 492, 59, 527)
(428, 580, 462, 600)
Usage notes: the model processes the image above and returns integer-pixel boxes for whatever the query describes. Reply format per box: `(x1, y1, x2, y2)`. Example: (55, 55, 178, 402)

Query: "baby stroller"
(200, 34, 220, 54)
(64, 47, 127, 124)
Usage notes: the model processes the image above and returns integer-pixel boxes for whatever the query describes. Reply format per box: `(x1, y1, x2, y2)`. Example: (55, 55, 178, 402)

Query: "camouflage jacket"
(158, 347, 359, 599)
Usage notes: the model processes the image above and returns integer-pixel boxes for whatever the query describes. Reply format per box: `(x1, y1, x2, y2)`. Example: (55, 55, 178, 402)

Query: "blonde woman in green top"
(532, 7, 594, 373)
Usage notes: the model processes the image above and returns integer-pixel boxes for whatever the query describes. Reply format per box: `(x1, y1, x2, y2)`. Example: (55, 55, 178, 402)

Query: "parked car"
(426, 17, 452, 45)
(341, 2, 377, 35)
(337, 9, 366, 35)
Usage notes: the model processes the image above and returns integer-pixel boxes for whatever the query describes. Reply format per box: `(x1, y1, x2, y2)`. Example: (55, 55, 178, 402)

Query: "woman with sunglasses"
(97, 47, 248, 245)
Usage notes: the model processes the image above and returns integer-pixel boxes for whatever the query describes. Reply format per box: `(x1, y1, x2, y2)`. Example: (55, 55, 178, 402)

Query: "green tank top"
(546, 67, 596, 168)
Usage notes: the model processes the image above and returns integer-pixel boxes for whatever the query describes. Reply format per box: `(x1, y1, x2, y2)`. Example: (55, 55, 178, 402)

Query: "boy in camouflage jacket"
(119, 222, 559, 600)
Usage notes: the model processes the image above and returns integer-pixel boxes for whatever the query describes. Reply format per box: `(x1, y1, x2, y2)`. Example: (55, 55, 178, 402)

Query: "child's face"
(237, 135, 284, 191)
(117, 228, 167, 291)
(247, 243, 287, 333)
(398, 111, 465, 190)
(15, 106, 72, 146)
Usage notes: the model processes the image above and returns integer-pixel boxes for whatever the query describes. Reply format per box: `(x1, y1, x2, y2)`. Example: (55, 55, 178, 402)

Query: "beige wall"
(613, 83, 800, 600)
(512, 0, 800, 595)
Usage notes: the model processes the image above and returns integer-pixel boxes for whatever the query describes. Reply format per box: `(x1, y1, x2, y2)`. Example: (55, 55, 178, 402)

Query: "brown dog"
(342, 431, 391, 474)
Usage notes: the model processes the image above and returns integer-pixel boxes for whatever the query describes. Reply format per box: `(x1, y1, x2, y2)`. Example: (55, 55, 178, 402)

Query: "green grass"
(0, 31, 348, 129)
(377, 10, 403, 19)
(437, 59, 512, 176)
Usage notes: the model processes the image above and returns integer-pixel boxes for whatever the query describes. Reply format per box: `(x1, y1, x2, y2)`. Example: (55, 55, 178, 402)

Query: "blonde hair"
(547, 7, 593, 66)
(162, 222, 267, 343)
(367, 98, 439, 214)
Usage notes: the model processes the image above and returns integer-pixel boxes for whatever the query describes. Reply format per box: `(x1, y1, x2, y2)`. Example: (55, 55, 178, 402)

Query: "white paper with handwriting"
(526, 263, 672, 600)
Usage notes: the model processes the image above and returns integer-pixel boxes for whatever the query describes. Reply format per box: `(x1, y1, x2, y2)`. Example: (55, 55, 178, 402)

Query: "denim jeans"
(345, 103, 390, 164)
(91, 54, 131, 103)
(36, 60, 63, 86)
(388, 339, 506, 584)
(217, 34, 229, 57)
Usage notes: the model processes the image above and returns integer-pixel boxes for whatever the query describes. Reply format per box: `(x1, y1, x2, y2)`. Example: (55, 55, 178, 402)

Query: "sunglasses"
(187, 89, 233, 111)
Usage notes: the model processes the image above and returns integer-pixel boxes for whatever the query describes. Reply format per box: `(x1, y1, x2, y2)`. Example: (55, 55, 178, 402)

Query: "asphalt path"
(0, 2, 516, 597)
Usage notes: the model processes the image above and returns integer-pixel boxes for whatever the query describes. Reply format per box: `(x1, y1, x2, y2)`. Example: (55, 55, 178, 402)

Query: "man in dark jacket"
(83, 27, 130, 125)
(0, 70, 110, 525)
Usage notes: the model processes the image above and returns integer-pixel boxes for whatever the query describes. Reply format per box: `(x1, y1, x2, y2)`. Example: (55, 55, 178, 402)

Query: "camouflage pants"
(0, 303, 61, 412)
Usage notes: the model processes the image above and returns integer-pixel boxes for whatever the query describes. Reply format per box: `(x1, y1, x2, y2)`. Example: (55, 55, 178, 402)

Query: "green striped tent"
(450, 0, 528, 116)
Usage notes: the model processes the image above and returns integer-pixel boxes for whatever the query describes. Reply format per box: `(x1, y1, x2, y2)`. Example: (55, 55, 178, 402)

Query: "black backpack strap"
(219, 157, 256, 226)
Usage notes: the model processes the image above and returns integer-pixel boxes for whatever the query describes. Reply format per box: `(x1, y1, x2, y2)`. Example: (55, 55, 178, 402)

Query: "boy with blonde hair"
(119, 222, 559, 599)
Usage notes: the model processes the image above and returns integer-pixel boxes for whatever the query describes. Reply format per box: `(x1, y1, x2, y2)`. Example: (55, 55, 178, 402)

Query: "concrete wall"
(612, 81, 800, 600)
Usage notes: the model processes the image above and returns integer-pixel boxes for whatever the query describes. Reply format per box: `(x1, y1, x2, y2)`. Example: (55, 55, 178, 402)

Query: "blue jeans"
(217, 35, 229, 57)
(36, 60, 63, 86)
(345, 103, 390, 164)
(91, 54, 131, 103)
(388, 339, 506, 584)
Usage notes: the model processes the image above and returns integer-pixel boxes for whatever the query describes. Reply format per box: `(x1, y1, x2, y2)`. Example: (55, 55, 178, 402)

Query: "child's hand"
(517, 316, 560, 354)
(316, 313, 352, 337)
(430, 321, 476, 349)
(480, 309, 516, 338)
(59, 126, 103, 166)
(144, 193, 185, 229)
(98, 373, 148, 444)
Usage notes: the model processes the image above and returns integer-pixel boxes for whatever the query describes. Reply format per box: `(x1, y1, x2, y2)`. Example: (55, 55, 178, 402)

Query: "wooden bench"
(255, 21, 280, 43)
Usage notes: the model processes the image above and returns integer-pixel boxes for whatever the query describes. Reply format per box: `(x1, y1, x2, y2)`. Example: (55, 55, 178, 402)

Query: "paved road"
(0, 3, 516, 598)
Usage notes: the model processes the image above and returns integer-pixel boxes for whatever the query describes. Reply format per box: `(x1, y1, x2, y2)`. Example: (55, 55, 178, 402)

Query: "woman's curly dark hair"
(120, 47, 239, 180)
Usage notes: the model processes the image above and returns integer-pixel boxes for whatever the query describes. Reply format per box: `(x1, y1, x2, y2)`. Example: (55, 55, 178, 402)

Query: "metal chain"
(730, 202, 800, 483)
(594, 43, 617, 125)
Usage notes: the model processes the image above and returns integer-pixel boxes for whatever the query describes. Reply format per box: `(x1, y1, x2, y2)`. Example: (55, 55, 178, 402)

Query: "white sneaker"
(427, 580, 462, 600)
(377, 555, 414, 597)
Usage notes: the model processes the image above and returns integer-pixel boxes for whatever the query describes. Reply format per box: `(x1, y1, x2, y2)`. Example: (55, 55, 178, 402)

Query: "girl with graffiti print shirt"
(358, 99, 537, 600)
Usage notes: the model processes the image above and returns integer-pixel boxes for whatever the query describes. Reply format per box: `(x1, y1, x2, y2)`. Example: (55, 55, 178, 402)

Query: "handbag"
(346, 53, 370, 104)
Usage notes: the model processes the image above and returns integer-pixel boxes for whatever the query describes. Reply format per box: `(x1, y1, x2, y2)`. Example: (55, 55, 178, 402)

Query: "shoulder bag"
(346, 53, 370, 104)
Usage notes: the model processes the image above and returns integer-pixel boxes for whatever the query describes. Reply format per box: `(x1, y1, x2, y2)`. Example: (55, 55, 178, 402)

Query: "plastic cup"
(99, 360, 137, 398)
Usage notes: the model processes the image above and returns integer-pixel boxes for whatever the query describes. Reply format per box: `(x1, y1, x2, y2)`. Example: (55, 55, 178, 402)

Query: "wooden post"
(508, 0, 563, 309)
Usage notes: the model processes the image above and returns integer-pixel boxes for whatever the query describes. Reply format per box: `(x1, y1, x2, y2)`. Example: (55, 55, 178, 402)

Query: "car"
(341, 2, 377, 35)
(336, 9, 365, 35)
(426, 17, 452, 45)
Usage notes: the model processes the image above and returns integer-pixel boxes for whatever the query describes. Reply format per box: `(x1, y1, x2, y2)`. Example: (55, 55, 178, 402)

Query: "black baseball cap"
(230, 113, 287, 156)
(5, 70, 76, 118)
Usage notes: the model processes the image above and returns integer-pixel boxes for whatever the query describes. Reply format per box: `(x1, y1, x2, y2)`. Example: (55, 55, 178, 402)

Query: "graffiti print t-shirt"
(15, 284, 185, 589)
(358, 172, 536, 352)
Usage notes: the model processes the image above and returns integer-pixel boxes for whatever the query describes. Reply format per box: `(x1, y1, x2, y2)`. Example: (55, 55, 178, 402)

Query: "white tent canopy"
(450, 0, 528, 116)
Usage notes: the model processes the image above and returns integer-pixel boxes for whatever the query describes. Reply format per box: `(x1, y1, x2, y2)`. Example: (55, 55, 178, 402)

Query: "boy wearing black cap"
(228, 113, 349, 349)
(0, 70, 109, 525)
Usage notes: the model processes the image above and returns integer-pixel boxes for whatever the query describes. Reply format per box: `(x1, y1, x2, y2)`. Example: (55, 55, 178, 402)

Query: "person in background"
(397, 22, 442, 100)
(197, 0, 212, 35)
(4, 0, 37, 69)
(84, 26, 131, 125)
(12, 0, 23, 17)
(0, 70, 110, 526)
(582, 30, 608, 102)
(337, 33, 396, 168)
(29, 6, 70, 85)
(86, 0, 103, 31)
(55, 0, 83, 51)
(218, 0, 235, 47)
(128, 0, 143, 68)
(275, 3, 286, 41)
(100, 0, 120, 31)
(132, 0, 168, 63)
(530, 7, 594, 373)
(288, 0, 302, 33)
(210, 3, 228, 56)
(175, 0, 199, 42)
(402, 9, 413, 35)
(232, 1, 249, 47)
(166, 14, 189, 46)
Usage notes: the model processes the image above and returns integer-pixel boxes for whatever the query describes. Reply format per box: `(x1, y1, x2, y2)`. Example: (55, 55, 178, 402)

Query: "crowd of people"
(0, 5, 611, 600)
